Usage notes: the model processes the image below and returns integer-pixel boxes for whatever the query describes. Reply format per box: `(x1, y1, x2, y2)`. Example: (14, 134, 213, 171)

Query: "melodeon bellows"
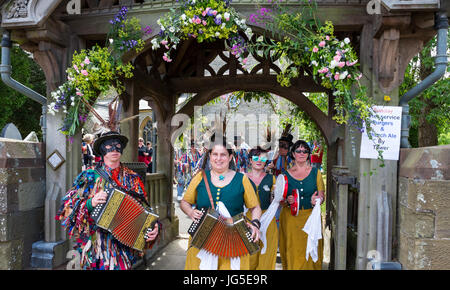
(188, 208, 259, 258)
(90, 185, 158, 252)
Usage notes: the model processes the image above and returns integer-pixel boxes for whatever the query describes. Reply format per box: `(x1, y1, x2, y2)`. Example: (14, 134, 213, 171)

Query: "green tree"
(400, 35, 450, 147)
(0, 45, 46, 140)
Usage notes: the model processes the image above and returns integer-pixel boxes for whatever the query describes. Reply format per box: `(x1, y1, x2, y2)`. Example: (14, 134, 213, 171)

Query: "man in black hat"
(57, 131, 159, 270)
(267, 133, 294, 177)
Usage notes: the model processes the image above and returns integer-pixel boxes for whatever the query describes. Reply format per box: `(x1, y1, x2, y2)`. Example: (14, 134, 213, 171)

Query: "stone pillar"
(29, 33, 84, 269)
(0, 138, 46, 269)
(397, 145, 450, 269)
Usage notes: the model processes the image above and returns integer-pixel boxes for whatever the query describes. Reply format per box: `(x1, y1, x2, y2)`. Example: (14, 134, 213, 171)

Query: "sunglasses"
(295, 149, 309, 154)
(252, 156, 268, 162)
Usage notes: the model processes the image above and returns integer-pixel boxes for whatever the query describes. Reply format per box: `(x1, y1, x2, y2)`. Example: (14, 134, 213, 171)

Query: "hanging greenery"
(47, 6, 151, 139)
(246, 0, 384, 165)
(151, 0, 251, 67)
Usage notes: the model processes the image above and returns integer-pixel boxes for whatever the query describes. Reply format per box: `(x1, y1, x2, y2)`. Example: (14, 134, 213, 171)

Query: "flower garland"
(151, 0, 251, 68)
(247, 1, 384, 165)
(47, 6, 151, 139)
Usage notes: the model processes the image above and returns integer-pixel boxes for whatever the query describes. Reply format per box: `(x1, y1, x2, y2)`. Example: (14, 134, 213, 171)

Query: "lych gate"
(0, 0, 447, 270)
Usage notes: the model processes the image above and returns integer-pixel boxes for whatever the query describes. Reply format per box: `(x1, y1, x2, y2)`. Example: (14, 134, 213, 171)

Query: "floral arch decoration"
(47, 0, 384, 164)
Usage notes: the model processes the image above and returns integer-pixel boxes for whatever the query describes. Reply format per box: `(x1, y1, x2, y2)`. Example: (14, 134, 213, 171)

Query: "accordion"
(90, 184, 159, 252)
(188, 208, 260, 258)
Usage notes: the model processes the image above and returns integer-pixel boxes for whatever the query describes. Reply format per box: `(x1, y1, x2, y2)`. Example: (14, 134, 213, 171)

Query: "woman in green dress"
(246, 146, 277, 270)
(279, 140, 325, 270)
(180, 136, 262, 270)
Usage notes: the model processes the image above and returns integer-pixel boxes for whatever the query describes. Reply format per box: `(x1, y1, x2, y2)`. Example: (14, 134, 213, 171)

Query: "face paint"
(100, 138, 123, 156)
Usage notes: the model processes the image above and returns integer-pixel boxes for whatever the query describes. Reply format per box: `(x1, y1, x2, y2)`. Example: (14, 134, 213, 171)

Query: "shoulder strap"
(201, 170, 215, 209)
(95, 166, 151, 208)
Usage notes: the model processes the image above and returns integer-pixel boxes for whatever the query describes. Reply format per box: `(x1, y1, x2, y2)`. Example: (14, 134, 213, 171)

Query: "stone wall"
(397, 145, 450, 269)
(0, 138, 45, 269)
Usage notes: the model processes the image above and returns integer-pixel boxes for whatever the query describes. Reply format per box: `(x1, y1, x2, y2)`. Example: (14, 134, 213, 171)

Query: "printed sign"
(360, 106, 402, 160)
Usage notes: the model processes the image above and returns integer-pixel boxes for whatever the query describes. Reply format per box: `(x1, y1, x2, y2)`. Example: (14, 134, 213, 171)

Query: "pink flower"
(312, 47, 319, 53)
(319, 41, 326, 47)
(334, 73, 340, 80)
(195, 18, 202, 24)
(161, 40, 168, 45)
(326, 35, 330, 41)
(333, 55, 341, 62)
(80, 62, 84, 67)
(81, 70, 88, 76)
(76, 91, 83, 96)
(338, 61, 345, 68)
(84, 57, 90, 65)
(212, 10, 217, 16)
(318, 67, 329, 74)
(162, 53, 172, 62)
(202, 20, 207, 26)
(73, 64, 79, 72)
(356, 73, 363, 80)
(242, 58, 248, 64)
(346, 60, 358, 66)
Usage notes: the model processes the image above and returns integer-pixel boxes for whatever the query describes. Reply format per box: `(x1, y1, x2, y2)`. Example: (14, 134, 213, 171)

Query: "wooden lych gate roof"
(0, 0, 445, 145)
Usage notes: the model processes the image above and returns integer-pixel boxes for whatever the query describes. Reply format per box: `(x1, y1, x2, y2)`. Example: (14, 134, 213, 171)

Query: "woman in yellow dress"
(279, 140, 325, 270)
(245, 146, 277, 270)
(180, 137, 262, 270)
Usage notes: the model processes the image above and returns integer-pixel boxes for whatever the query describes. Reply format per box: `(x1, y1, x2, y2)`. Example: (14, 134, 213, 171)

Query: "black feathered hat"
(93, 131, 128, 156)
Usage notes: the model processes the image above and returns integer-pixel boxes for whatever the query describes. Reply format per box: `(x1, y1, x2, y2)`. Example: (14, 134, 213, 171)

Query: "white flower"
(224, 12, 230, 20)
(160, 25, 165, 31)
(256, 35, 264, 42)
(151, 38, 160, 50)
(215, 32, 220, 37)
(245, 27, 253, 38)
(311, 60, 318, 66)
(109, 38, 113, 44)
(330, 60, 338, 69)
(344, 37, 350, 44)
(216, 14, 222, 19)
(169, 27, 175, 33)
(339, 71, 348, 79)
(181, 14, 186, 21)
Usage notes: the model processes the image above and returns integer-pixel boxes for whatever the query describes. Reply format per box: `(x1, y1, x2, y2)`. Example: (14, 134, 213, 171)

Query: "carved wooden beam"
(167, 74, 325, 94)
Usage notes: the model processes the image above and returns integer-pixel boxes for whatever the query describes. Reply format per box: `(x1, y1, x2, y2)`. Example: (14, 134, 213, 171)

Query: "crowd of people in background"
(81, 134, 154, 174)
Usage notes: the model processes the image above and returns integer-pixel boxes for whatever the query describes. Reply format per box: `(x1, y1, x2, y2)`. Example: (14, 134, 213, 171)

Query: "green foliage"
(0, 45, 45, 139)
(399, 35, 450, 146)
(47, 7, 146, 138)
(246, 0, 383, 165)
(151, 0, 250, 65)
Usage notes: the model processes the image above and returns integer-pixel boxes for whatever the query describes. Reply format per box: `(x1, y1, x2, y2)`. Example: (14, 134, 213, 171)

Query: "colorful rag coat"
(56, 163, 155, 270)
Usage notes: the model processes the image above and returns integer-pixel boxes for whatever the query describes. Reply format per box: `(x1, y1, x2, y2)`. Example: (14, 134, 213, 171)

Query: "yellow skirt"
(247, 211, 278, 270)
(184, 237, 251, 270)
(279, 207, 323, 270)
